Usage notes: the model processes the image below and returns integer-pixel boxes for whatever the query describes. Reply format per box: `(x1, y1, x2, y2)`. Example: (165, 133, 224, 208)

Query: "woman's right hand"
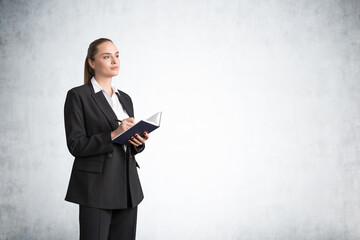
(111, 118, 135, 139)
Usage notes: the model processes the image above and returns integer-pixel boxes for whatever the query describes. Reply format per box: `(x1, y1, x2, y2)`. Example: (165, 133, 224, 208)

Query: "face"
(89, 41, 120, 78)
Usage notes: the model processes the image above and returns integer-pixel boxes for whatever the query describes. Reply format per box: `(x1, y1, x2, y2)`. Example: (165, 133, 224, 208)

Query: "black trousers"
(79, 205, 138, 240)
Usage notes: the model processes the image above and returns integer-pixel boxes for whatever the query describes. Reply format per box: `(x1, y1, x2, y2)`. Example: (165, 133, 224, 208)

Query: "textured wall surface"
(1, 0, 360, 239)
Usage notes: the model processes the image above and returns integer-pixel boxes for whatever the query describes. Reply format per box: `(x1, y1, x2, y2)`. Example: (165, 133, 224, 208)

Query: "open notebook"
(112, 111, 162, 145)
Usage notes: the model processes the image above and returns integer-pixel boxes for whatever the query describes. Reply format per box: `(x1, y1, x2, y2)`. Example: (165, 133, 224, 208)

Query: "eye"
(116, 55, 119, 58)
(103, 56, 109, 59)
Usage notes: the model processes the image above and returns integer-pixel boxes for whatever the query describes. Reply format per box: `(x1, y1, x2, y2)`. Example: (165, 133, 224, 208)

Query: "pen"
(115, 119, 122, 123)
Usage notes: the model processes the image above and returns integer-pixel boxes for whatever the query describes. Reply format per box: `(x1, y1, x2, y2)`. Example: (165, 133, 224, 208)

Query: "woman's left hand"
(128, 132, 149, 147)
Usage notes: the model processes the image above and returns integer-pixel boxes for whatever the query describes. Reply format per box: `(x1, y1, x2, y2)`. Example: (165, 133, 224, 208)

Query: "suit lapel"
(116, 91, 134, 118)
(89, 84, 119, 131)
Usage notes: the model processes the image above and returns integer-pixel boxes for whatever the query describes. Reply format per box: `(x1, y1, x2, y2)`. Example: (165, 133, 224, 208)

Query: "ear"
(88, 58, 95, 70)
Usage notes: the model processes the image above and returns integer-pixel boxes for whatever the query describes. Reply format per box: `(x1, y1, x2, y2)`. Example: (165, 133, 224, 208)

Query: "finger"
(121, 121, 134, 129)
(131, 136, 142, 145)
(134, 134, 146, 144)
(124, 122, 134, 128)
(128, 139, 140, 147)
(122, 120, 133, 125)
(143, 132, 150, 140)
(124, 117, 135, 124)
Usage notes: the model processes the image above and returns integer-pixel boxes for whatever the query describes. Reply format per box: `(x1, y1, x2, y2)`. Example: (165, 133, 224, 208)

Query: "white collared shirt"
(91, 77, 129, 122)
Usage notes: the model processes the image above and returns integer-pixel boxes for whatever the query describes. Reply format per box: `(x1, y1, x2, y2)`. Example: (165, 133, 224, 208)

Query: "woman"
(64, 38, 149, 240)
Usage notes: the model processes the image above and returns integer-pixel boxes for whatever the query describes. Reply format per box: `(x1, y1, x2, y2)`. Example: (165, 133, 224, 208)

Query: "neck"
(94, 75, 113, 96)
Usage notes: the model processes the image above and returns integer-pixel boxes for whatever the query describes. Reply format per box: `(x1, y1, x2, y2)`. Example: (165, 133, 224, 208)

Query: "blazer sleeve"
(64, 90, 114, 157)
(132, 144, 145, 155)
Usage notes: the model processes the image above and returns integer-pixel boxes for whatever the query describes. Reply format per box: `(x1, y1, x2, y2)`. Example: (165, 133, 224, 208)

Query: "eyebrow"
(101, 51, 119, 56)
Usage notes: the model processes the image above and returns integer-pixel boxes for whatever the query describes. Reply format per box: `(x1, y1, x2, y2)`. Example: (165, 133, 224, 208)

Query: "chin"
(109, 71, 119, 77)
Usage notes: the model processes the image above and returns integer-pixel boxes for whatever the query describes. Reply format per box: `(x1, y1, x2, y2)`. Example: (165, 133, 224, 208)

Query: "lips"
(111, 67, 119, 70)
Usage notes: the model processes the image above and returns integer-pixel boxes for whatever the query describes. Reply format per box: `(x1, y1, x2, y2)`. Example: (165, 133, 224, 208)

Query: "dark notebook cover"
(112, 112, 162, 145)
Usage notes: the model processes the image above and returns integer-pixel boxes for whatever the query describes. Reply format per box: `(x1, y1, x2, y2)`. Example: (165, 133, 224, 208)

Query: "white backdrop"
(1, 0, 360, 239)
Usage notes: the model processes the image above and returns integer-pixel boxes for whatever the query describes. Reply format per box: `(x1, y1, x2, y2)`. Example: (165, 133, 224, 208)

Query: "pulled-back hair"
(84, 38, 113, 84)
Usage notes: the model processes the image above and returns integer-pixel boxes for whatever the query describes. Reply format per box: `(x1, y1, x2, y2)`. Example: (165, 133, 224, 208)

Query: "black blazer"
(64, 82, 144, 209)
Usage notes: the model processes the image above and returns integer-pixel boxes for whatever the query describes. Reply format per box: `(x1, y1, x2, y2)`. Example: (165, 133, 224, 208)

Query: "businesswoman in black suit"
(64, 38, 149, 240)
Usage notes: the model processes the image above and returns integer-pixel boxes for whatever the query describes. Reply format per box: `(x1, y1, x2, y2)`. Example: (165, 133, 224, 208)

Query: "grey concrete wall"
(1, 0, 360, 239)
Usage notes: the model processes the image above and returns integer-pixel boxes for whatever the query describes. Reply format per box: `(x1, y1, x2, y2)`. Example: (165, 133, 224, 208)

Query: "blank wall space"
(1, 0, 360, 239)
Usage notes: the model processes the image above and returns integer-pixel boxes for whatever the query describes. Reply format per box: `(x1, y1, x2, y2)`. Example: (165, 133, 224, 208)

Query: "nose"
(111, 55, 118, 63)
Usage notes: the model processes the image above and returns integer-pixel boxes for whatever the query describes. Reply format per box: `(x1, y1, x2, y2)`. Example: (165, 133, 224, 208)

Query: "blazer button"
(107, 153, 113, 158)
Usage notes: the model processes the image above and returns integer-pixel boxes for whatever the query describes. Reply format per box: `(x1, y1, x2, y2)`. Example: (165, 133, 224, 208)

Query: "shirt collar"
(91, 76, 118, 96)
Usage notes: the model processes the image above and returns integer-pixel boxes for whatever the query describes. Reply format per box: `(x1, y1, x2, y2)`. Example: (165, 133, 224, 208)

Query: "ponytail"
(84, 57, 95, 84)
(84, 38, 113, 84)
